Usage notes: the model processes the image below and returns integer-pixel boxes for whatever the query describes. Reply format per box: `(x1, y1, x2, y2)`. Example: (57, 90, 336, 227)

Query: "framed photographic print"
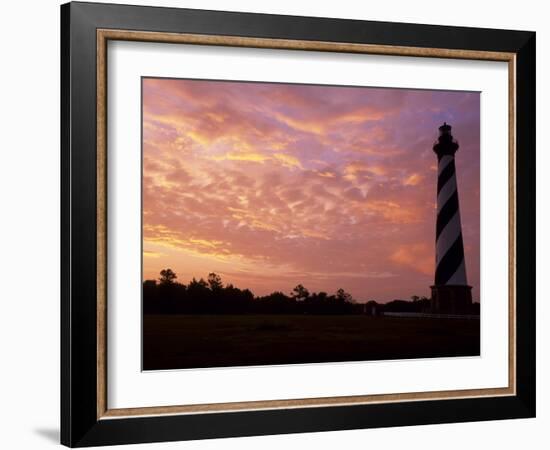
(61, 1, 536, 447)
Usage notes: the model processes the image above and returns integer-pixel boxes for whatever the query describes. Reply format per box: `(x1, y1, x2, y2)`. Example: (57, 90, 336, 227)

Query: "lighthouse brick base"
(430, 285, 472, 315)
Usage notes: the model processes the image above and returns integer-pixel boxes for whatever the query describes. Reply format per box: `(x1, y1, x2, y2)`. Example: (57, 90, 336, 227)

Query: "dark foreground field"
(143, 314, 480, 370)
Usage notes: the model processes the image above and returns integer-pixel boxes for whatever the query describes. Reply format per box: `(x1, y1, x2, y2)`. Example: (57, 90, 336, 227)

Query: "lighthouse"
(431, 123, 472, 314)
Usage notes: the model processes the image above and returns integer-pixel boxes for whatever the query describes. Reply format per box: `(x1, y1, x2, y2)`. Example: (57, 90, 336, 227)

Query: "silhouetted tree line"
(143, 269, 476, 316)
(143, 269, 358, 315)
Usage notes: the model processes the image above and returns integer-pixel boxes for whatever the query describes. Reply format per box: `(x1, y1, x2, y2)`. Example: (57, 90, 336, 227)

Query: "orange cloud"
(344, 161, 388, 179)
(317, 170, 336, 178)
(209, 151, 271, 163)
(390, 243, 433, 276)
(364, 200, 421, 224)
(273, 153, 303, 169)
(403, 173, 424, 186)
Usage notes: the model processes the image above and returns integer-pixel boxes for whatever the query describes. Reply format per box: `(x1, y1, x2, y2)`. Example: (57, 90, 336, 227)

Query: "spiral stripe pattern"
(434, 155, 468, 286)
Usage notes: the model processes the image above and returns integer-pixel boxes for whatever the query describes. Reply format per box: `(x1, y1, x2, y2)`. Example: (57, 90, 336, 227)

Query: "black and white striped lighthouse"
(431, 123, 472, 314)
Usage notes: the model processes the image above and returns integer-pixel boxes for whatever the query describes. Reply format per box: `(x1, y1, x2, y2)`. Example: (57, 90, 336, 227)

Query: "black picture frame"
(61, 1, 535, 447)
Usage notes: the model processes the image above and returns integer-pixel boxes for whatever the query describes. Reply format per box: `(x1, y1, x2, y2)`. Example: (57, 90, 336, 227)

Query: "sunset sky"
(142, 78, 480, 302)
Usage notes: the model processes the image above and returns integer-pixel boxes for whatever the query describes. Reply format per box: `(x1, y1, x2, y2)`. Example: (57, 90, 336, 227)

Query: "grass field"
(143, 314, 480, 370)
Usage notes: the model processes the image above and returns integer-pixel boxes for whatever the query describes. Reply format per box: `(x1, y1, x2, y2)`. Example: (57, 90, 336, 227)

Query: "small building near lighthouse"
(431, 123, 473, 314)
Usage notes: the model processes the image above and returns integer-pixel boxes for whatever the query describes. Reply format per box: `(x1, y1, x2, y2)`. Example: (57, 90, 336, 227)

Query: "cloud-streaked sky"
(142, 78, 480, 302)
